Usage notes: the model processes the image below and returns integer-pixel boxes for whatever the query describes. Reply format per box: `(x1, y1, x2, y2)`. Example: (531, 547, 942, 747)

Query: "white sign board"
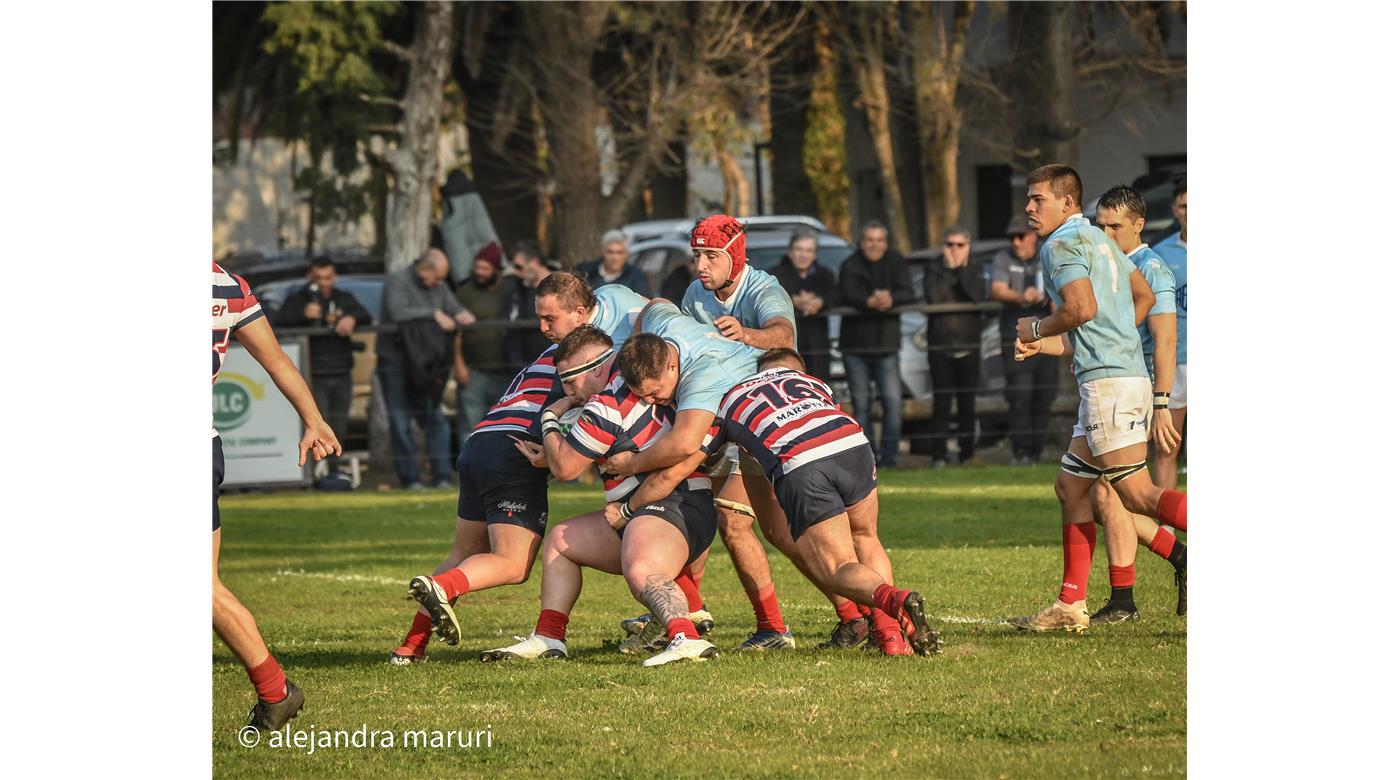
(214, 339, 308, 486)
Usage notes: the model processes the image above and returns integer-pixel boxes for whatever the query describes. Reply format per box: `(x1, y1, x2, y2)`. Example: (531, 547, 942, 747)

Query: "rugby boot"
(737, 629, 796, 651)
(1089, 602, 1140, 625)
(1008, 600, 1090, 633)
(246, 680, 305, 732)
(817, 617, 870, 649)
(479, 634, 567, 662)
(642, 634, 719, 667)
(407, 575, 461, 646)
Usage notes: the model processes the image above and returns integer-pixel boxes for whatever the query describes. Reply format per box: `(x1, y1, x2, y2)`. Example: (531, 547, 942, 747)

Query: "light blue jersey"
(1152, 232, 1187, 366)
(589, 284, 649, 345)
(1039, 214, 1147, 383)
(680, 266, 796, 336)
(1129, 244, 1176, 378)
(640, 301, 763, 414)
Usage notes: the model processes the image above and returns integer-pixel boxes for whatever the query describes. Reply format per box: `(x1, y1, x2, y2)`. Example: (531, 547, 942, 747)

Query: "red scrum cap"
(690, 214, 746, 288)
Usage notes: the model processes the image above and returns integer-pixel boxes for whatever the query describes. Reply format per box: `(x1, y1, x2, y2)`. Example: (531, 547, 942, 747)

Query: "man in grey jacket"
(377, 249, 477, 488)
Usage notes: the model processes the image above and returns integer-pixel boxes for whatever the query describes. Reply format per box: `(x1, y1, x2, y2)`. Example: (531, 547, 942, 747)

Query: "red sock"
(247, 655, 287, 703)
(1147, 526, 1176, 560)
(675, 570, 704, 613)
(397, 611, 434, 656)
(534, 609, 569, 641)
(872, 583, 912, 620)
(856, 604, 873, 620)
(1155, 490, 1187, 532)
(746, 584, 788, 633)
(1109, 564, 1135, 588)
(1058, 522, 1097, 604)
(432, 568, 471, 601)
(835, 599, 863, 623)
(666, 617, 700, 640)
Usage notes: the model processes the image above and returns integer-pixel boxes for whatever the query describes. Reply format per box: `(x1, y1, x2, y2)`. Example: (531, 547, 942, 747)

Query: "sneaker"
(388, 648, 426, 666)
(896, 591, 943, 656)
(931, 459, 948, 470)
(1089, 602, 1140, 625)
(817, 617, 870, 649)
(246, 679, 305, 732)
(407, 575, 462, 646)
(737, 629, 796, 651)
(431, 480, 453, 490)
(1007, 600, 1090, 633)
(641, 634, 719, 667)
(479, 633, 567, 662)
(618, 617, 667, 655)
(1175, 565, 1187, 617)
(404, 482, 425, 491)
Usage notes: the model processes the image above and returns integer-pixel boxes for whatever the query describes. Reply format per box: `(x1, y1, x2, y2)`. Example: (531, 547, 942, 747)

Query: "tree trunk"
(717, 146, 751, 217)
(852, 9, 912, 253)
(910, 1, 973, 242)
(385, 1, 453, 273)
(1008, 1, 1081, 170)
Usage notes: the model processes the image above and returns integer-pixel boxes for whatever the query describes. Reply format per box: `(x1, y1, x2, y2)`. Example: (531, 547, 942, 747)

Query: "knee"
(1089, 481, 1114, 517)
(508, 559, 534, 586)
(1116, 484, 1158, 516)
(1054, 472, 1088, 505)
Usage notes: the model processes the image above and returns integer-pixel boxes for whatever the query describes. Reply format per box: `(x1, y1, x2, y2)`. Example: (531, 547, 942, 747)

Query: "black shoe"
(247, 679, 304, 732)
(1089, 602, 1140, 625)
(901, 591, 943, 656)
(818, 617, 870, 649)
(1175, 566, 1187, 617)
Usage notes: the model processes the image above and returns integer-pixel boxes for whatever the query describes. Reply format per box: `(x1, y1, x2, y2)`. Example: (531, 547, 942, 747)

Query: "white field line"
(937, 615, 1009, 625)
(272, 569, 401, 586)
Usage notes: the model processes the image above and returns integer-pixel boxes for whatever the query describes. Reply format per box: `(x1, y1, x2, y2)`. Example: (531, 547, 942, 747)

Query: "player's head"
(555, 325, 615, 402)
(600, 229, 630, 273)
(1095, 185, 1147, 256)
(691, 214, 747, 291)
(618, 333, 679, 406)
(535, 272, 597, 343)
(1171, 178, 1187, 236)
(757, 347, 805, 373)
(414, 248, 450, 288)
(787, 228, 819, 272)
(308, 256, 337, 293)
(1025, 164, 1083, 237)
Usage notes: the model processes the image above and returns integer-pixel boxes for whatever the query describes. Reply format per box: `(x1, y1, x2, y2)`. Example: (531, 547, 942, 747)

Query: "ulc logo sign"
(213, 372, 265, 431)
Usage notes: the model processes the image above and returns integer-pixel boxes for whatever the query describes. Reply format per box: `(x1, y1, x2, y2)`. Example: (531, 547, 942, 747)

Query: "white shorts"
(1168, 364, 1187, 410)
(706, 443, 765, 479)
(1072, 376, 1152, 457)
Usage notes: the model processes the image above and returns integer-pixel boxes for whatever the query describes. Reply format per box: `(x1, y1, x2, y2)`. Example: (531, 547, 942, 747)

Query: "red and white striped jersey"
(212, 262, 264, 384)
(565, 369, 708, 503)
(472, 345, 566, 441)
(704, 367, 868, 477)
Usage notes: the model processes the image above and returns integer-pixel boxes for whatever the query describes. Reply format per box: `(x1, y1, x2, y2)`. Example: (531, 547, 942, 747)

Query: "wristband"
(1153, 392, 1170, 410)
(620, 502, 635, 520)
(541, 419, 561, 437)
(541, 409, 559, 424)
(1153, 402, 1169, 410)
(1031, 319, 1043, 340)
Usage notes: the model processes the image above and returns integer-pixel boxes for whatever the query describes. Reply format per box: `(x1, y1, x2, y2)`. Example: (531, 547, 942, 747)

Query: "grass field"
(214, 465, 1186, 778)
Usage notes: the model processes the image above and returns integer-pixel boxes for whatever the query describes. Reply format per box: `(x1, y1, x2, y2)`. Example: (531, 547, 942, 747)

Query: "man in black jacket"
(271, 257, 372, 471)
(769, 229, 837, 384)
(924, 226, 985, 467)
(504, 240, 555, 369)
(838, 221, 915, 466)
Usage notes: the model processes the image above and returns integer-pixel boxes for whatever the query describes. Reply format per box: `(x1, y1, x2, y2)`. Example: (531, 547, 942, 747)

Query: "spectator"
(438, 170, 500, 287)
(377, 249, 475, 489)
(574, 229, 653, 296)
(924, 226, 985, 468)
(453, 242, 513, 444)
(659, 253, 697, 303)
(504, 240, 554, 367)
(769, 228, 837, 384)
(270, 257, 372, 473)
(838, 221, 915, 466)
(1151, 178, 1188, 488)
(989, 215, 1057, 464)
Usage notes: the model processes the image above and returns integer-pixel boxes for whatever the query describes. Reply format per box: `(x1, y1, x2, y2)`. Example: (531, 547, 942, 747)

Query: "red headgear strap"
(690, 214, 746, 289)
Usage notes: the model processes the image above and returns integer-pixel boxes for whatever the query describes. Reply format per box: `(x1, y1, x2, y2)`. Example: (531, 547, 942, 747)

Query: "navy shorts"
(457, 432, 550, 536)
(213, 436, 225, 532)
(773, 445, 878, 540)
(625, 489, 716, 566)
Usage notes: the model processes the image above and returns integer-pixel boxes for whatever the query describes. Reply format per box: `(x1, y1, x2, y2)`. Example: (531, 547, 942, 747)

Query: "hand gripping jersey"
(640, 301, 763, 413)
(1127, 244, 1177, 378)
(564, 369, 708, 502)
(703, 367, 868, 479)
(472, 345, 566, 441)
(680, 265, 796, 338)
(589, 284, 649, 344)
(1038, 214, 1147, 384)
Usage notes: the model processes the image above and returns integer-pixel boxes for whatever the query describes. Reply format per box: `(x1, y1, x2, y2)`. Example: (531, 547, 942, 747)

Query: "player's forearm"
(743, 321, 795, 350)
(264, 353, 326, 426)
(626, 431, 695, 473)
(624, 452, 706, 511)
(541, 431, 590, 481)
(1149, 316, 1176, 394)
(1035, 306, 1086, 339)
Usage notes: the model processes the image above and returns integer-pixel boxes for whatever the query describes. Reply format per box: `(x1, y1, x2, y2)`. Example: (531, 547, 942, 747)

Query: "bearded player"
(213, 262, 341, 731)
(1007, 165, 1188, 633)
(393, 275, 648, 662)
(483, 326, 719, 666)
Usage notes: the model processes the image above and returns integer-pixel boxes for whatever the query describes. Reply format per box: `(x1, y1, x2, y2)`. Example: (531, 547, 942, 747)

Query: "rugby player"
(482, 326, 719, 666)
(618, 348, 941, 656)
(1089, 185, 1188, 622)
(213, 262, 341, 731)
(394, 275, 648, 662)
(1006, 165, 1189, 633)
(1151, 180, 1188, 489)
